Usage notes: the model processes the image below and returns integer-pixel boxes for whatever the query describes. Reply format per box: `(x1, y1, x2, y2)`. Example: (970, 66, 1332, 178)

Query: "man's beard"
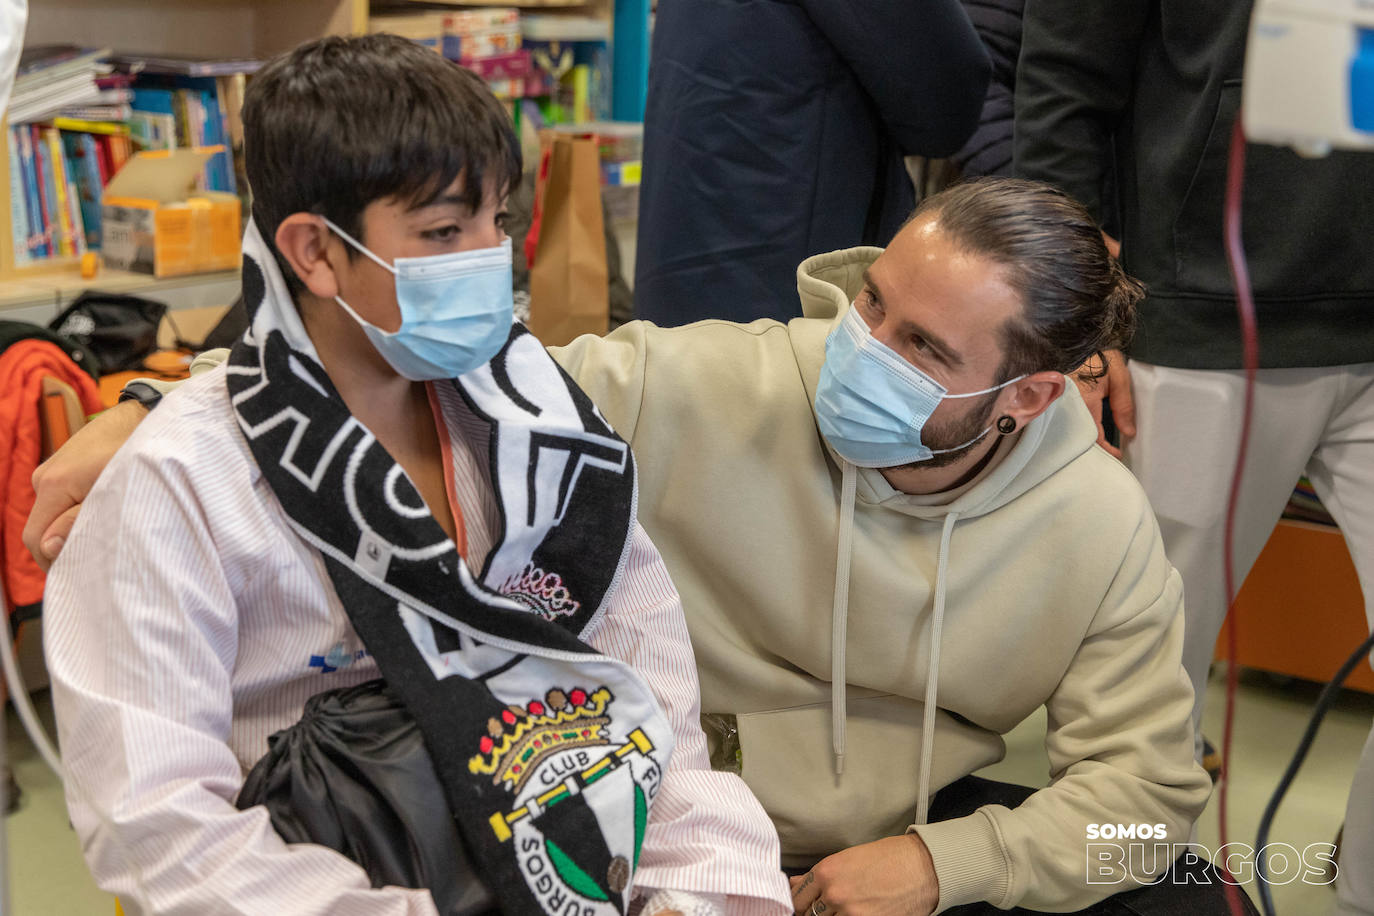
(890, 389, 1000, 471)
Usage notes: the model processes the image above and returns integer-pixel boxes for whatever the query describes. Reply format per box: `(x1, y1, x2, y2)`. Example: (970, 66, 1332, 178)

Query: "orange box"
(101, 147, 240, 278)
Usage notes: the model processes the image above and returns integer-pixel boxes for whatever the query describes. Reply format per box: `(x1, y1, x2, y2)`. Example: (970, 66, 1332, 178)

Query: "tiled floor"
(5, 668, 1372, 914)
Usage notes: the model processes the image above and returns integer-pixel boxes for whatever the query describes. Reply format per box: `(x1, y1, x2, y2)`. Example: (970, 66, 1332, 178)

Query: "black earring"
(997, 415, 1016, 435)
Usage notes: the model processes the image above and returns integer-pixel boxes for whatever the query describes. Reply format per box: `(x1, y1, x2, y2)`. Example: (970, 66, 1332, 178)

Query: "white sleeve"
(587, 524, 791, 916)
(0, 0, 24, 114)
(43, 439, 441, 915)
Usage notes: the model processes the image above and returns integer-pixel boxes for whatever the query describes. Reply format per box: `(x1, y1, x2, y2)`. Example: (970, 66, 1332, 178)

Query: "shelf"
(20, 0, 368, 61)
(0, 265, 241, 325)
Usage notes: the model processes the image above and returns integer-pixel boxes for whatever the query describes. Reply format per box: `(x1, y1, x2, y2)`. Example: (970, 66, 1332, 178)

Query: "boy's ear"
(275, 214, 342, 300)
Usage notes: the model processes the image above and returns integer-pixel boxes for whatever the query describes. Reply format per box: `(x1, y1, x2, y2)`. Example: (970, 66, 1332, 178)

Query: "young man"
(34, 181, 1249, 913)
(40, 35, 790, 916)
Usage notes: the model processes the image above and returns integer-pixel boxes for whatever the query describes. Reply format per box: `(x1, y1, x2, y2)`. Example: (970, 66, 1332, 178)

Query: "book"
(14, 46, 111, 93)
(8, 128, 32, 266)
(62, 131, 105, 248)
(111, 52, 261, 77)
(16, 128, 48, 259)
(44, 128, 79, 257)
(216, 74, 249, 209)
(7, 71, 110, 124)
(51, 117, 132, 136)
(197, 89, 234, 193)
(57, 104, 134, 121)
(31, 126, 57, 257)
(65, 172, 89, 256)
(127, 111, 178, 151)
(131, 87, 176, 116)
(93, 135, 114, 185)
(107, 134, 133, 172)
(10, 47, 114, 124)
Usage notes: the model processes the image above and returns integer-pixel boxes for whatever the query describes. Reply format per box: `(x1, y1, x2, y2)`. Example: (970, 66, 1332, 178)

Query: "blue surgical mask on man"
(815, 305, 1025, 468)
(322, 216, 514, 381)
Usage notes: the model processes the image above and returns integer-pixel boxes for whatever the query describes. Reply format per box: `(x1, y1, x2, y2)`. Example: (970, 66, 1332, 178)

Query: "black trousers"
(928, 776, 1260, 916)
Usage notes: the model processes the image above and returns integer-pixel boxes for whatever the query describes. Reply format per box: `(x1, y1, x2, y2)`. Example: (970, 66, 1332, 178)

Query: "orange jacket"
(1, 339, 102, 616)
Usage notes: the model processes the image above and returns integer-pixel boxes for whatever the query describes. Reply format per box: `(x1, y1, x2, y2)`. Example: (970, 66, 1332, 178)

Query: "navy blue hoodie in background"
(634, 0, 990, 327)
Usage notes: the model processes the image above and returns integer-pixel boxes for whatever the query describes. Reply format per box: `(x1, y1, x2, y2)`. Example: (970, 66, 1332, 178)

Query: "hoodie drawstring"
(914, 510, 959, 825)
(830, 461, 858, 776)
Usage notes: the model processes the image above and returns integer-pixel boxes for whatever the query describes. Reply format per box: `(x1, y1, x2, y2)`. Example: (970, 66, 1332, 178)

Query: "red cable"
(1220, 113, 1260, 916)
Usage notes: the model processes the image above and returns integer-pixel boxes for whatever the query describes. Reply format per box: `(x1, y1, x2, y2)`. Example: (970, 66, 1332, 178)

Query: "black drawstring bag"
(237, 679, 497, 915)
(48, 292, 168, 375)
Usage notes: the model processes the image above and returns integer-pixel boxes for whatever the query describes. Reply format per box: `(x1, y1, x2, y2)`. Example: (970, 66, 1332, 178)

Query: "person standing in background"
(1015, 3, 1374, 913)
(0, 0, 24, 108)
(633, 0, 989, 326)
(949, 0, 1023, 179)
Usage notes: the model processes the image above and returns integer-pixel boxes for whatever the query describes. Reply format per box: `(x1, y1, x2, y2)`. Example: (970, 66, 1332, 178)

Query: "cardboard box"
(463, 50, 533, 100)
(445, 8, 520, 61)
(101, 147, 241, 278)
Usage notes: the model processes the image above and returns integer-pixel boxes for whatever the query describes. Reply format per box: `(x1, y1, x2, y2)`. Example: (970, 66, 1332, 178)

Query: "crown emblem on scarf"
(469, 687, 614, 791)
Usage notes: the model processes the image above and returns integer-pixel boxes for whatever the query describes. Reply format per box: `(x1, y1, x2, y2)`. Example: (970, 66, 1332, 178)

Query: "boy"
(43, 35, 789, 916)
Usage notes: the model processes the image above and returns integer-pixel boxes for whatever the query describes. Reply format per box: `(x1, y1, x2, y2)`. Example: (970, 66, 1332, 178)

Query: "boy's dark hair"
(908, 177, 1143, 382)
(241, 34, 522, 293)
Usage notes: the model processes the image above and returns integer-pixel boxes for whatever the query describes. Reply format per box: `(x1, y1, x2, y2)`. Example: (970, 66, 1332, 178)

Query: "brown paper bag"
(527, 133, 609, 346)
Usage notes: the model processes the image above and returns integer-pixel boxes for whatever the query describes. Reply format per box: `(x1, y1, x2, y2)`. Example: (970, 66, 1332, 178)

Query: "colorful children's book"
(127, 111, 178, 151)
(8, 128, 32, 266)
(31, 125, 59, 257)
(44, 127, 78, 257)
(62, 131, 105, 248)
(16, 128, 48, 259)
(51, 117, 131, 136)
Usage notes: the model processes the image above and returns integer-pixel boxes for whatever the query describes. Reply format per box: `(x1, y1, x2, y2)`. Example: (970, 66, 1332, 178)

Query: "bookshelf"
(0, 0, 368, 316)
(1, 0, 650, 321)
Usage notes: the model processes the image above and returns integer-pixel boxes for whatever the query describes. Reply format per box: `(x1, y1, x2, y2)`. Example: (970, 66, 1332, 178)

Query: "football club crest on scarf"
(225, 219, 674, 915)
(473, 686, 664, 912)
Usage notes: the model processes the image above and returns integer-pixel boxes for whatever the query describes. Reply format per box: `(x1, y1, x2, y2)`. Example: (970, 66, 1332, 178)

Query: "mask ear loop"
(320, 216, 398, 276)
(926, 375, 1025, 454)
(941, 374, 1027, 399)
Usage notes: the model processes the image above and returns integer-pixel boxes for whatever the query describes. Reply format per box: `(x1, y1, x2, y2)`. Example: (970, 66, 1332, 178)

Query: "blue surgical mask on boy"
(322, 217, 514, 381)
(815, 305, 1025, 468)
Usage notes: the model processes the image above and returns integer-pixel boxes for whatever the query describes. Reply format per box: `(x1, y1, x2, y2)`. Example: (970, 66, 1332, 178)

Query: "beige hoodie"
(552, 248, 1211, 912)
(181, 247, 1209, 911)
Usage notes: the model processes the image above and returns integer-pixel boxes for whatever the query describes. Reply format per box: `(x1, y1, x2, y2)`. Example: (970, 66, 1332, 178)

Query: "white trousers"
(1125, 360, 1374, 915)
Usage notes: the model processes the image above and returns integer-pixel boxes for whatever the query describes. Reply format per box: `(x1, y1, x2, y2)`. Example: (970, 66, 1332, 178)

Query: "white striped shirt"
(44, 366, 791, 916)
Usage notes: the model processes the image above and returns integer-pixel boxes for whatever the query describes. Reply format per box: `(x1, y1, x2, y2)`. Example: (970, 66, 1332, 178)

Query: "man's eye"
(910, 335, 932, 355)
(495, 211, 510, 229)
(423, 225, 461, 242)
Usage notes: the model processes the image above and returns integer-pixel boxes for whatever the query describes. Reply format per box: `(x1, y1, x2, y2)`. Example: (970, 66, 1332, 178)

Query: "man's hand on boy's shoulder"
(24, 400, 148, 570)
(788, 835, 938, 916)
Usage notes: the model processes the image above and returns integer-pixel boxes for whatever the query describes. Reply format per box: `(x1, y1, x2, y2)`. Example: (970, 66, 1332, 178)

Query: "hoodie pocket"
(733, 697, 927, 864)
(1173, 79, 1374, 297)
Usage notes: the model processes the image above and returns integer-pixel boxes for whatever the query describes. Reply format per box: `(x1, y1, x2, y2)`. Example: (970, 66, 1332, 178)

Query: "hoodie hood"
(793, 245, 1101, 519)
(793, 245, 1102, 814)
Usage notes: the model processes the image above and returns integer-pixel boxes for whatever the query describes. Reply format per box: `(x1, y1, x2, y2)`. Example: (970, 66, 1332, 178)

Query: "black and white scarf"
(226, 221, 674, 915)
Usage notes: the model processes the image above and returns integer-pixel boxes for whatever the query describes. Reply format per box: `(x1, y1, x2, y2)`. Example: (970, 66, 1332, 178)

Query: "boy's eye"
(423, 225, 461, 242)
(495, 211, 510, 230)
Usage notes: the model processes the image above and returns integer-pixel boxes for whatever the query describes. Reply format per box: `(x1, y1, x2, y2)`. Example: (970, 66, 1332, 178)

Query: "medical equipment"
(1244, 0, 1374, 156)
